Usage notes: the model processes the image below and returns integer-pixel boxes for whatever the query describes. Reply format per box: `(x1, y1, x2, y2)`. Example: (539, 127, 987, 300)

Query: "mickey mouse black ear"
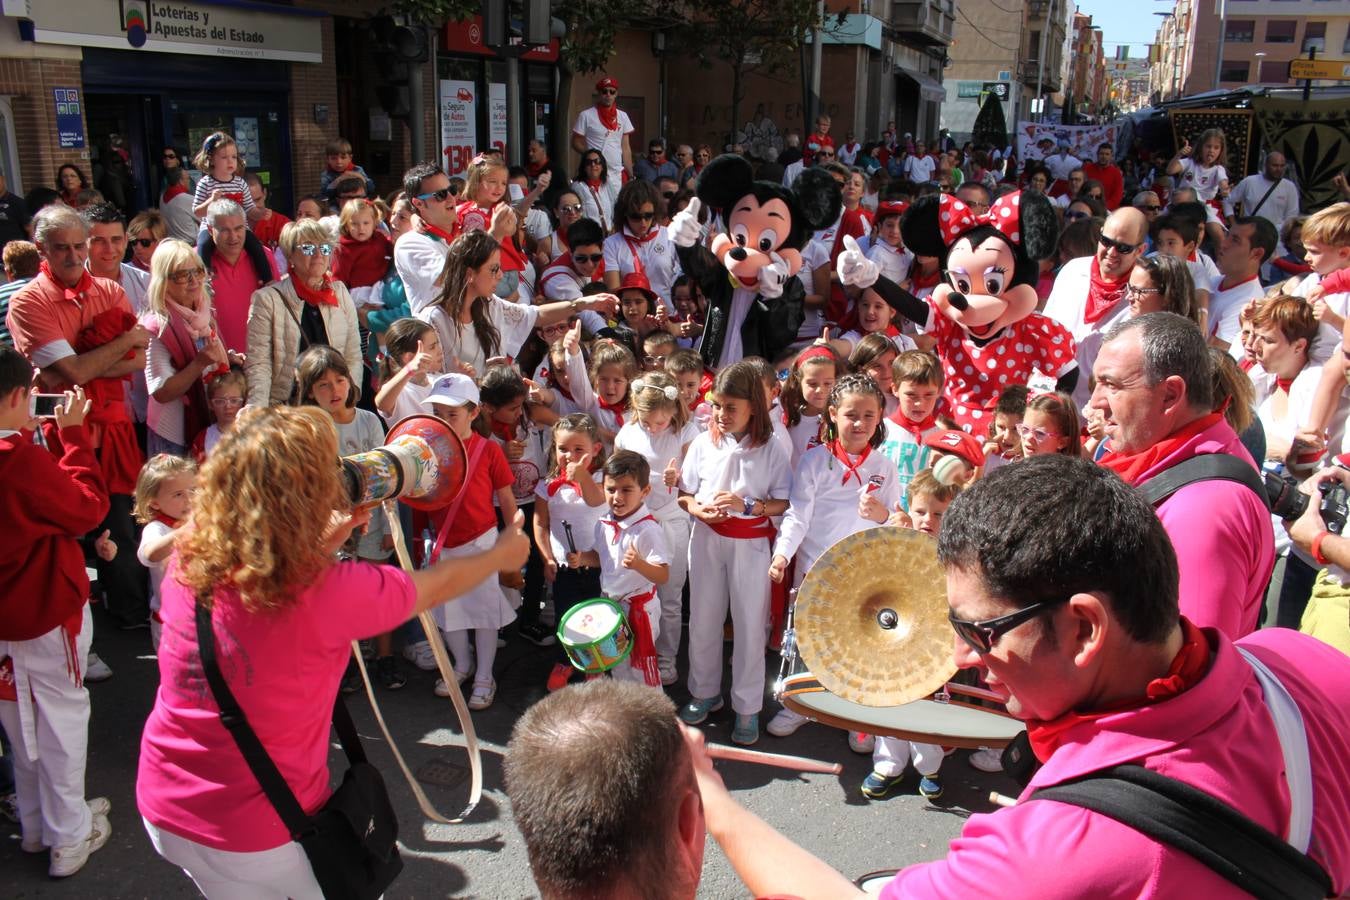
(694, 154, 755, 212)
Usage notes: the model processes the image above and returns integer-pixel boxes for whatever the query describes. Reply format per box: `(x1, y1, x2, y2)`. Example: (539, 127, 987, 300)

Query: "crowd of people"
(2, 77, 1350, 898)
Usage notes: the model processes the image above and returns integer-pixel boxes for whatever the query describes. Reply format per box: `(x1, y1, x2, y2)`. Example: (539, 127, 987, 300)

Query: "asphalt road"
(4, 611, 1021, 899)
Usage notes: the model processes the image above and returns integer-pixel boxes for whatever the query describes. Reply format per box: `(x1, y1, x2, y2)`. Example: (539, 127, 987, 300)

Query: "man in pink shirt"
(201, 199, 277, 355)
(1092, 312, 1274, 638)
(683, 454, 1350, 898)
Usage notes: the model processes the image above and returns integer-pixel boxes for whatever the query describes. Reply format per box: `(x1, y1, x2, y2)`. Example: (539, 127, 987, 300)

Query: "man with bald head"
(1228, 151, 1300, 237)
(1043, 206, 1149, 408)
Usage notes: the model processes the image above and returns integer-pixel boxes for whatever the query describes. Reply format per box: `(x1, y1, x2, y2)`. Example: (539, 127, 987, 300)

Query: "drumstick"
(989, 791, 1018, 808)
(706, 742, 843, 775)
(562, 520, 577, 555)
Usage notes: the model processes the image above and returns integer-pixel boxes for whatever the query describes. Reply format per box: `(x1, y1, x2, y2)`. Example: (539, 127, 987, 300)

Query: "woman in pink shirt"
(136, 405, 529, 897)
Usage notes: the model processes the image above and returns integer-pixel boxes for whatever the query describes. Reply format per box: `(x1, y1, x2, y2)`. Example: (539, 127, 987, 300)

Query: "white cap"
(423, 372, 479, 408)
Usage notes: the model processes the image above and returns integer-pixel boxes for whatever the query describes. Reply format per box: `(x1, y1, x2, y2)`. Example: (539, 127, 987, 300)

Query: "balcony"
(892, 0, 955, 47)
(1019, 59, 1063, 93)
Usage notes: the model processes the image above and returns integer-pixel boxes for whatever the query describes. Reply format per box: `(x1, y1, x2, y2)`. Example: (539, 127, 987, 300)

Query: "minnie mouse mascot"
(837, 190, 1078, 432)
(667, 154, 841, 369)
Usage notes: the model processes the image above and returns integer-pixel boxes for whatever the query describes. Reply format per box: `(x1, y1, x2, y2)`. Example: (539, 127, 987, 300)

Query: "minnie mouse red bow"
(937, 191, 1024, 246)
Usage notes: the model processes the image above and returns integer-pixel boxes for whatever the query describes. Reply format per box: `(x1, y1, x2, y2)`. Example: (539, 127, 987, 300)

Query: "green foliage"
(390, 0, 478, 26)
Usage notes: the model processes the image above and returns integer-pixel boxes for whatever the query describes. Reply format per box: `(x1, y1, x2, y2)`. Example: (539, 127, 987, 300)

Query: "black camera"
(1265, 470, 1350, 534)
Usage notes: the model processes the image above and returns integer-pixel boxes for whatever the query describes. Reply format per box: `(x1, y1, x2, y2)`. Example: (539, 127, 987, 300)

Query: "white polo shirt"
(1042, 254, 1132, 410)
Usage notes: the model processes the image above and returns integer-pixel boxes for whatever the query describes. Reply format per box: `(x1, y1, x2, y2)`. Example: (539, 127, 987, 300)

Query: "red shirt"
(429, 434, 514, 548)
(209, 249, 277, 355)
(6, 269, 134, 380)
(251, 210, 290, 250)
(1082, 162, 1124, 210)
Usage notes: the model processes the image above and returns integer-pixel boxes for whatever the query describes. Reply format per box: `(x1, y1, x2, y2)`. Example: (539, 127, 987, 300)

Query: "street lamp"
(1254, 50, 1266, 83)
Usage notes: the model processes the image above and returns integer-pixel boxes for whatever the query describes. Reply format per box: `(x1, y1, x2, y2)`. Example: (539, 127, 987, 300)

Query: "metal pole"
(1303, 45, 1315, 102)
(1212, 0, 1226, 91)
(409, 27, 426, 163)
(506, 55, 521, 165)
(808, 0, 824, 127)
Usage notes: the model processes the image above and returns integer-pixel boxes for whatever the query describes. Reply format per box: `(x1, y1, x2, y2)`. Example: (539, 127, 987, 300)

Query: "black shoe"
(374, 655, 406, 691)
(517, 621, 557, 647)
(340, 660, 363, 694)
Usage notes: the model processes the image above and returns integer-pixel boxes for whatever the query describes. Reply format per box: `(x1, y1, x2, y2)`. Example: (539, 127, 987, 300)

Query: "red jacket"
(0, 425, 109, 640)
(1082, 162, 1124, 210)
(332, 231, 393, 291)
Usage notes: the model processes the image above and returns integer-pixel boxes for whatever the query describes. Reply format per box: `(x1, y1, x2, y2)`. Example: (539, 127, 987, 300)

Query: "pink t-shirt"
(210, 250, 277, 355)
(136, 558, 415, 851)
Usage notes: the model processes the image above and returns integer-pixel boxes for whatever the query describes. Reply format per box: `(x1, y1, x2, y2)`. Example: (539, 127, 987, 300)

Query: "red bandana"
(828, 439, 872, 486)
(625, 226, 660, 245)
(546, 476, 579, 497)
(1027, 618, 1211, 762)
(154, 512, 180, 528)
(1099, 411, 1224, 486)
(162, 184, 189, 204)
(526, 159, 548, 179)
(1275, 376, 1295, 394)
(420, 219, 457, 243)
(39, 259, 94, 302)
(598, 397, 627, 428)
(491, 419, 519, 443)
(596, 103, 620, 132)
(1084, 255, 1130, 325)
(911, 267, 941, 291)
(888, 408, 939, 442)
(327, 161, 356, 174)
(288, 269, 338, 307)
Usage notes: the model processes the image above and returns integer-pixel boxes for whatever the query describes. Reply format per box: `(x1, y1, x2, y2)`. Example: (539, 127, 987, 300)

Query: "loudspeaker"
(341, 414, 468, 511)
(481, 0, 508, 48)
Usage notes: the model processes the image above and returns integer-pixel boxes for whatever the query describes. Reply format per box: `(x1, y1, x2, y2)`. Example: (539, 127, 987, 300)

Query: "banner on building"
(1168, 109, 1256, 179)
(1252, 97, 1350, 211)
(440, 80, 477, 176)
(1015, 121, 1117, 162)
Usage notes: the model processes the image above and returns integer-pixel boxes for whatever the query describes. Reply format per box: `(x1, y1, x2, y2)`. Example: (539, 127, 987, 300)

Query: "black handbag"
(194, 601, 403, 900)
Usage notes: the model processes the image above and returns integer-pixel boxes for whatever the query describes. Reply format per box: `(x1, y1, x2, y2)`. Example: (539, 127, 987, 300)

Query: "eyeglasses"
(600, 88, 618, 95)
(169, 267, 207, 284)
(629, 211, 655, 222)
(948, 600, 1060, 655)
(575, 252, 604, 264)
(417, 187, 453, 202)
(1098, 234, 1140, 255)
(662, 191, 676, 201)
(649, 148, 664, 156)
(560, 203, 583, 214)
(132, 238, 157, 248)
(1064, 210, 1090, 221)
(297, 243, 334, 257)
(644, 354, 668, 367)
(1015, 423, 1061, 443)
(210, 396, 245, 409)
(485, 263, 502, 276)
(584, 158, 604, 166)
(817, 151, 835, 158)
(1124, 284, 1163, 299)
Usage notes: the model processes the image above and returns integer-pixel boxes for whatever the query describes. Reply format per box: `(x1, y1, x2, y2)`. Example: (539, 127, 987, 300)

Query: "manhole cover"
(416, 756, 469, 791)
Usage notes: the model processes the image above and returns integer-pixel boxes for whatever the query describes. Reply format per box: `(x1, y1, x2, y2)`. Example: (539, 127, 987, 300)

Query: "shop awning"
(898, 68, 948, 103)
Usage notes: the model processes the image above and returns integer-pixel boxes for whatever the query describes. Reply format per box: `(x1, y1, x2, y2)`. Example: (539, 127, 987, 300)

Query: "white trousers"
(872, 737, 943, 779)
(143, 818, 323, 900)
(686, 522, 772, 715)
(0, 605, 94, 849)
(610, 596, 660, 686)
(653, 506, 692, 664)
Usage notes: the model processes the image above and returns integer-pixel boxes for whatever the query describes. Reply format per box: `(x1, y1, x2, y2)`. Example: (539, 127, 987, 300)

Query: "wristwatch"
(743, 496, 758, 517)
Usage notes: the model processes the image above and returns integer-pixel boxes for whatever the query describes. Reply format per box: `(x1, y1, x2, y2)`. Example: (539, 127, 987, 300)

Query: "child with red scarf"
(878, 350, 945, 502)
(133, 454, 196, 651)
(318, 137, 376, 198)
(454, 156, 528, 298)
(0, 348, 113, 878)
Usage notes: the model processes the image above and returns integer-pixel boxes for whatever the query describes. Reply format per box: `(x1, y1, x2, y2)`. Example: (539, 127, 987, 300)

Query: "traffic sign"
(1290, 57, 1350, 80)
(982, 82, 1010, 101)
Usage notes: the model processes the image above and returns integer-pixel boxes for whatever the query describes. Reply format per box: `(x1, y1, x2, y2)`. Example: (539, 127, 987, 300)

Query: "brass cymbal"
(794, 528, 956, 707)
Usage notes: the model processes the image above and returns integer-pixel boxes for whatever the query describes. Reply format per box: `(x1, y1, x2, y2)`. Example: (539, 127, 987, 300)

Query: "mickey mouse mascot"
(667, 154, 841, 369)
(838, 190, 1078, 432)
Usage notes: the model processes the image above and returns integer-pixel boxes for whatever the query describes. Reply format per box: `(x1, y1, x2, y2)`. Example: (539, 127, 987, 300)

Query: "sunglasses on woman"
(132, 238, 157, 248)
(585, 158, 603, 166)
(948, 600, 1060, 655)
(298, 243, 334, 257)
(1064, 210, 1090, 222)
(629, 211, 655, 222)
(560, 203, 583, 214)
(1124, 284, 1162, 300)
(169, 268, 207, 284)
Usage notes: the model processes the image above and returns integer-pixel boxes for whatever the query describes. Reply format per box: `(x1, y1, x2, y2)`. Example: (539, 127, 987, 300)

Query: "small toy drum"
(855, 869, 899, 894)
(557, 599, 633, 674)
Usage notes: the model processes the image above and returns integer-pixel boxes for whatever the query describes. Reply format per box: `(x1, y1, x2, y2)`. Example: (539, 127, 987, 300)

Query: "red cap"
(596, 76, 619, 92)
(618, 271, 658, 305)
(876, 200, 909, 220)
(923, 429, 986, 469)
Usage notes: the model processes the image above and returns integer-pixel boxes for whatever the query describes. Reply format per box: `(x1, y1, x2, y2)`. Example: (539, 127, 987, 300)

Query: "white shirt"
(838, 142, 861, 165)
(868, 239, 913, 287)
(603, 228, 678, 313)
(594, 503, 669, 600)
(572, 179, 618, 233)
(772, 442, 901, 573)
(1045, 153, 1083, 181)
(904, 155, 936, 184)
(781, 160, 805, 189)
(1043, 254, 1132, 410)
(573, 105, 633, 193)
(796, 237, 830, 339)
(1176, 159, 1228, 202)
(563, 345, 624, 442)
(680, 429, 792, 514)
(138, 519, 175, 614)
(380, 374, 438, 426)
(417, 294, 539, 375)
(1293, 272, 1348, 365)
(614, 420, 700, 515)
(536, 471, 606, 561)
(786, 412, 825, 467)
(1208, 274, 1266, 346)
(395, 229, 450, 314)
(1229, 173, 1300, 233)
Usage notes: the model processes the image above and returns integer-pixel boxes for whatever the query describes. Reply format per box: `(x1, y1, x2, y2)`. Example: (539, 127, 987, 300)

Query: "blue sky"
(1073, 0, 1175, 59)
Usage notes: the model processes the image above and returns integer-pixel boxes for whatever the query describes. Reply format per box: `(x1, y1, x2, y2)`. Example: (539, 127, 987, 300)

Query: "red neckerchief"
(162, 184, 189, 203)
(1272, 256, 1312, 277)
(888, 407, 939, 442)
(420, 219, 457, 243)
(596, 102, 620, 131)
(526, 159, 548, 178)
(598, 397, 627, 428)
(828, 439, 872, 486)
(546, 475, 579, 497)
(601, 512, 656, 543)
(288, 269, 338, 307)
(1275, 376, 1295, 394)
(328, 161, 355, 174)
(625, 226, 660, 245)
(1027, 617, 1211, 762)
(154, 512, 180, 528)
(491, 419, 518, 442)
(39, 259, 94, 302)
(911, 267, 941, 290)
(1084, 256, 1130, 324)
(1099, 411, 1224, 486)
(1217, 272, 1259, 294)
(1239, 357, 1256, 373)
(556, 229, 570, 251)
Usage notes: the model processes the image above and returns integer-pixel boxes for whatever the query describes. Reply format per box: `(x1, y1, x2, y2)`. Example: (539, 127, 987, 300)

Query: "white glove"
(757, 252, 790, 299)
(836, 234, 879, 289)
(667, 196, 703, 248)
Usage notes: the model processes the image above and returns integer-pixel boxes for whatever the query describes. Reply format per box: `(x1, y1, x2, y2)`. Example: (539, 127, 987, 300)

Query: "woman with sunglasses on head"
(243, 219, 362, 407)
(602, 179, 676, 316)
(142, 239, 230, 456)
(535, 190, 585, 269)
(572, 150, 617, 234)
(127, 210, 167, 272)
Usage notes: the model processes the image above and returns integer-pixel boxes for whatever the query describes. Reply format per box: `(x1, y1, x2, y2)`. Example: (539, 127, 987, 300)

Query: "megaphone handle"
(362, 500, 483, 824)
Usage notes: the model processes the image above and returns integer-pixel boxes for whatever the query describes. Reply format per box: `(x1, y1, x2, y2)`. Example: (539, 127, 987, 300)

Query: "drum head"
(795, 528, 956, 707)
(855, 869, 900, 894)
(385, 414, 468, 512)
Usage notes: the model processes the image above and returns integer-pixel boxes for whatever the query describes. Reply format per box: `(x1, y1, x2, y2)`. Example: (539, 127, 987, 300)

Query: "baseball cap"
(596, 76, 619, 92)
(423, 373, 479, 408)
(923, 429, 986, 470)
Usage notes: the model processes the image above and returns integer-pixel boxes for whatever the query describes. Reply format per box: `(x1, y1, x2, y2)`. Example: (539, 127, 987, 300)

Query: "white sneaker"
(84, 652, 112, 683)
(766, 707, 812, 737)
(49, 810, 110, 877)
(468, 680, 496, 710)
(402, 640, 438, 671)
(969, 747, 1003, 773)
(658, 658, 678, 687)
(21, 797, 111, 854)
(848, 732, 875, 754)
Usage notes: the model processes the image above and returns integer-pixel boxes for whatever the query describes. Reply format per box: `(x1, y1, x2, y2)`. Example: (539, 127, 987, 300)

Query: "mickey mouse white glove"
(836, 235, 879, 289)
(667, 196, 703, 248)
(758, 252, 790, 299)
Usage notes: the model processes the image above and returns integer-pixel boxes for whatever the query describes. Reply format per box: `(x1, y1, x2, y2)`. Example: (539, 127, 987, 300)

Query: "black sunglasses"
(417, 187, 453, 203)
(132, 238, 156, 248)
(949, 601, 1060, 655)
(575, 252, 604, 263)
(662, 191, 677, 200)
(629, 211, 655, 221)
(1098, 234, 1140, 255)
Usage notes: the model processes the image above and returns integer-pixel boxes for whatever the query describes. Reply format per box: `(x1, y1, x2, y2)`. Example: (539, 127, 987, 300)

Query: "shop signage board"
(440, 79, 477, 176)
(53, 87, 84, 149)
(1290, 57, 1350, 81)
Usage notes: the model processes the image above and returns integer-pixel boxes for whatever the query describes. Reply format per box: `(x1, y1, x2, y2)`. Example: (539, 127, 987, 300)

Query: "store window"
(1265, 20, 1296, 43)
(1224, 20, 1254, 43)
(1302, 22, 1326, 53)
(1219, 61, 1250, 82)
(1260, 60, 1291, 83)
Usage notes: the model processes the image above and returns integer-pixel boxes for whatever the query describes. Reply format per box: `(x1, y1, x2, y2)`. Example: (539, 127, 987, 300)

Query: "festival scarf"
(60, 189, 80, 207)
(546, 475, 579, 497)
(156, 311, 214, 443)
(1084, 255, 1130, 325)
(74, 307, 142, 494)
(333, 232, 393, 290)
(162, 184, 189, 204)
(526, 159, 549, 179)
(288, 269, 338, 307)
(39, 259, 94, 302)
(595, 101, 620, 132)
(911, 266, 941, 292)
(421, 219, 457, 243)
(887, 407, 939, 442)
(154, 512, 180, 529)
(491, 419, 519, 443)
(828, 439, 872, 486)
(1027, 617, 1210, 762)
(456, 200, 528, 272)
(1098, 411, 1224, 486)
(165, 296, 213, 341)
(598, 396, 627, 428)
(555, 228, 570, 251)
(327, 160, 356, 174)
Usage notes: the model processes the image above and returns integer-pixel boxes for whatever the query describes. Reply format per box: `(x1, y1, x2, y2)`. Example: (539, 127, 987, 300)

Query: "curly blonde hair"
(177, 405, 344, 612)
(133, 453, 198, 525)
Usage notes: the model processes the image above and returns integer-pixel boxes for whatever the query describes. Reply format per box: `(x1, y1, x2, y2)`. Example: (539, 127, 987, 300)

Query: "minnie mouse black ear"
(900, 195, 948, 258)
(1016, 191, 1059, 263)
(694, 154, 755, 213)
